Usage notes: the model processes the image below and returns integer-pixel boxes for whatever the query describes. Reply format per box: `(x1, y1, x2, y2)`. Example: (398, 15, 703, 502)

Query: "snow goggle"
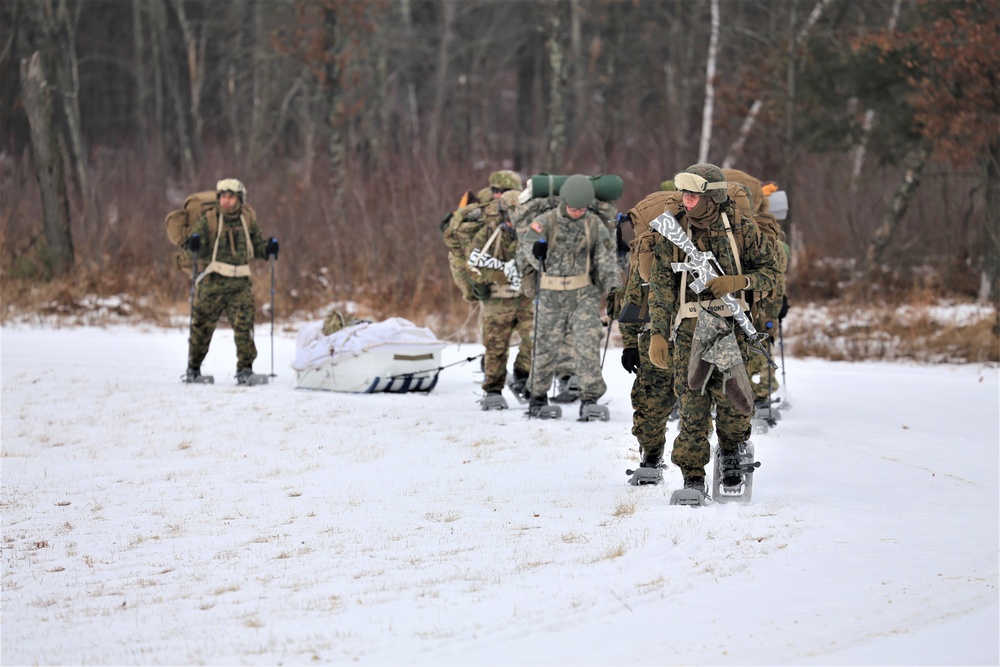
(673, 172, 727, 196)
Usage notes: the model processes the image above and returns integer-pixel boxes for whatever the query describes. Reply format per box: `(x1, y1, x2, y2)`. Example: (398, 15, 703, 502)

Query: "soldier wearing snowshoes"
(645, 164, 779, 498)
(467, 171, 534, 410)
(615, 192, 679, 485)
(184, 178, 277, 386)
(517, 174, 622, 420)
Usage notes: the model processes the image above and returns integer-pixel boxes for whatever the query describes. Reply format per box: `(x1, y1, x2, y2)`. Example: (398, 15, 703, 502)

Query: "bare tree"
(427, 0, 455, 162)
(543, 0, 567, 170)
(697, 0, 720, 163)
(21, 50, 74, 276)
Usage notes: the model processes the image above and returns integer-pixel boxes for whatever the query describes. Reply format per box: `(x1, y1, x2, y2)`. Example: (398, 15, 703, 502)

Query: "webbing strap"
(197, 213, 253, 285)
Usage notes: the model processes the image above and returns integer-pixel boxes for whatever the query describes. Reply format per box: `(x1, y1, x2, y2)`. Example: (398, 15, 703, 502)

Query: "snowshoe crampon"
(551, 375, 580, 404)
(480, 393, 508, 411)
(578, 401, 609, 422)
(527, 398, 561, 419)
(712, 442, 760, 503)
(670, 477, 709, 506)
(626, 463, 663, 486)
(183, 369, 214, 384)
(236, 370, 268, 386)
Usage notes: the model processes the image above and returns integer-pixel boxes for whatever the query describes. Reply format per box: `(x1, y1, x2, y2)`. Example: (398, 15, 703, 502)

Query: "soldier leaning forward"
(646, 164, 778, 493)
(467, 177, 534, 406)
(615, 191, 679, 477)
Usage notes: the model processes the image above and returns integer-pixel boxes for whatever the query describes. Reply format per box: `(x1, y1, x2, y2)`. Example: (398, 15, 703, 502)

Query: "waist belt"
(677, 296, 748, 319)
(198, 260, 251, 284)
(490, 284, 521, 299)
(539, 273, 591, 291)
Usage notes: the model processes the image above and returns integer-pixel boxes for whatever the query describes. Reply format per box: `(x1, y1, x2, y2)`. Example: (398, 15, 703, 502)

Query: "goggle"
(491, 186, 510, 194)
(674, 172, 726, 196)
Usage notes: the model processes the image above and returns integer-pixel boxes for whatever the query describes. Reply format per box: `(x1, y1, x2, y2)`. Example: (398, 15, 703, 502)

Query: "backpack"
(165, 191, 219, 273)
(442, 199, 503, 301)
(164, 191, 256, 273)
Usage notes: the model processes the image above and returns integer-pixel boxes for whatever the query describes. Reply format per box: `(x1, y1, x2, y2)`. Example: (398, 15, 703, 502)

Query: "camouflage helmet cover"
(488, 170, 523, 191)
(216, 178, 247, 203)
(561, 173, 595, 208)
(674, 163, 728, 204)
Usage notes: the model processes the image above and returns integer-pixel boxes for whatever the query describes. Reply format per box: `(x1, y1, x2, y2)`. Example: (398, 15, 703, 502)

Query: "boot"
(507, 368, 529, 401)
(236, 368, 268, 386)
(184, 367, 214, 384)
(552, 375, 580, 403)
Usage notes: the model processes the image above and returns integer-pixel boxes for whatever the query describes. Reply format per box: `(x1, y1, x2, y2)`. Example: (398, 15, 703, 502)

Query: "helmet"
(561, 174, 595, 208)
(216, 178, 247, 203)
(673, 164, 728, 204)
(488, 170, 522, 192)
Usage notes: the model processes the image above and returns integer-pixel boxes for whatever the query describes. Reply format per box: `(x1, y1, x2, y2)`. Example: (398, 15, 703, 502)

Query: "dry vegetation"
(1, 148, 996, 362)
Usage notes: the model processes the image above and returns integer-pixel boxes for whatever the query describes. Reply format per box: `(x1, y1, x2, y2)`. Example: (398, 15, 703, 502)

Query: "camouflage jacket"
(648, 202, 778, 340)
(188, 207, 267, 267)
(517, 203, 623, 295)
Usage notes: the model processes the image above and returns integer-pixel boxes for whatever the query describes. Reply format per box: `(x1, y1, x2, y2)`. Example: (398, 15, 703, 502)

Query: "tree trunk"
(171, 0, 205, 157)
(514, 26, 536, 172)
(51, 0, 89, 199)
(543, 0, 566, 170)
(324, 5, 345, 208)
(21, 50, 74, 277)
(150, 0, 193, 179)
(865, 138, 933, 271)
(980, 139, 1000, 304)
(697, 0, 720, 163)
(427, 0, 455, 162)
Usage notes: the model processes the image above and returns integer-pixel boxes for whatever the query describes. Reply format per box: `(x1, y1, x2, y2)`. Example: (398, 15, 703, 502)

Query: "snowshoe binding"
(626, 460, 663, 486)
(480, 391, 508, 411)
(183, 367, 214, 384)
(712, 441, 760, 503)
(527, 395, 561, 420)
(551, 375, 580, 404)
(236, 368, 268, 386)
(753, 398, 781, 425)
(578, 399, 610, 422)
(670, 475, 709, 506)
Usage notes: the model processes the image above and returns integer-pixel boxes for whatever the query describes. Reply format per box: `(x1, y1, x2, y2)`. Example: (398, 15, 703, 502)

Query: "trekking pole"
(526, 259, 544, 414)
(600, 318, 613, 369)
(269, 255, 276, 378)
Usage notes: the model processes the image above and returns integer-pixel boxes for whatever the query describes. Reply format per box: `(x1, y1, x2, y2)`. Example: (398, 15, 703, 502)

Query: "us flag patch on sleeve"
(530, 221, 543, 234)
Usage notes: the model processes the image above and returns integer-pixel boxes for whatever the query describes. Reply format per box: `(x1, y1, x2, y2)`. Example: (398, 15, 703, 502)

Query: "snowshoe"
(578, 399, 610, 422)
(626, 461, 663, 486)
(480, 392, 508, 411)
(551, 375, 580, 404)
(670, 476, 709, 506)
(712, 442, 761, 503)
(527, 396, 561, 419)
(236, 369, 268, 386)
(506, 370, 530, 404)
(753, 399, 781, 425)
(750, 417, 770, 435)
(183, 367, 214, 384)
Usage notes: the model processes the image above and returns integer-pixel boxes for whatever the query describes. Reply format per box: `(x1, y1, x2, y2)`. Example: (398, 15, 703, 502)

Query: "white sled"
(292, 317, 446, 394)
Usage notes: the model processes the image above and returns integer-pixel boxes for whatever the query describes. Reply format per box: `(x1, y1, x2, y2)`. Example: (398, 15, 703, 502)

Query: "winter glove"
(648, 334, 670, 369)
(532, 238, 548, 260)
(186, 233, 201, 253)
(778, 294, 789, 320)
(471, 282, 491, 301)
(621, 347, 640, 374)
(266, 237, 279, 259)
(705, 274, 749, 298)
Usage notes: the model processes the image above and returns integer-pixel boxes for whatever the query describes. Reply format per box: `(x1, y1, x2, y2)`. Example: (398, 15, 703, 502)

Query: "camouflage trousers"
(747, 342, 779, 402)
(631, 332, 676, 464)
(526, 286, 606, 401)
(188, 274, 257, 371)
(480, 295, 533, 393)
(670, 316, 751, 477)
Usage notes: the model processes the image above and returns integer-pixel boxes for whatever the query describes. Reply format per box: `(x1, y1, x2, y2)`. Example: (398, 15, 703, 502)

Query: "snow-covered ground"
(1, 322, 997, 665)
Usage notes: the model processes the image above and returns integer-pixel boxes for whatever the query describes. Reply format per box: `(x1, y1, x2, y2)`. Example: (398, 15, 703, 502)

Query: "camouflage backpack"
(442, 188, 502, 302)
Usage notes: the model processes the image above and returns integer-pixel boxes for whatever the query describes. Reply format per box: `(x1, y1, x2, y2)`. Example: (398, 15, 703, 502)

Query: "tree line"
(0, 0, 996, 326)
